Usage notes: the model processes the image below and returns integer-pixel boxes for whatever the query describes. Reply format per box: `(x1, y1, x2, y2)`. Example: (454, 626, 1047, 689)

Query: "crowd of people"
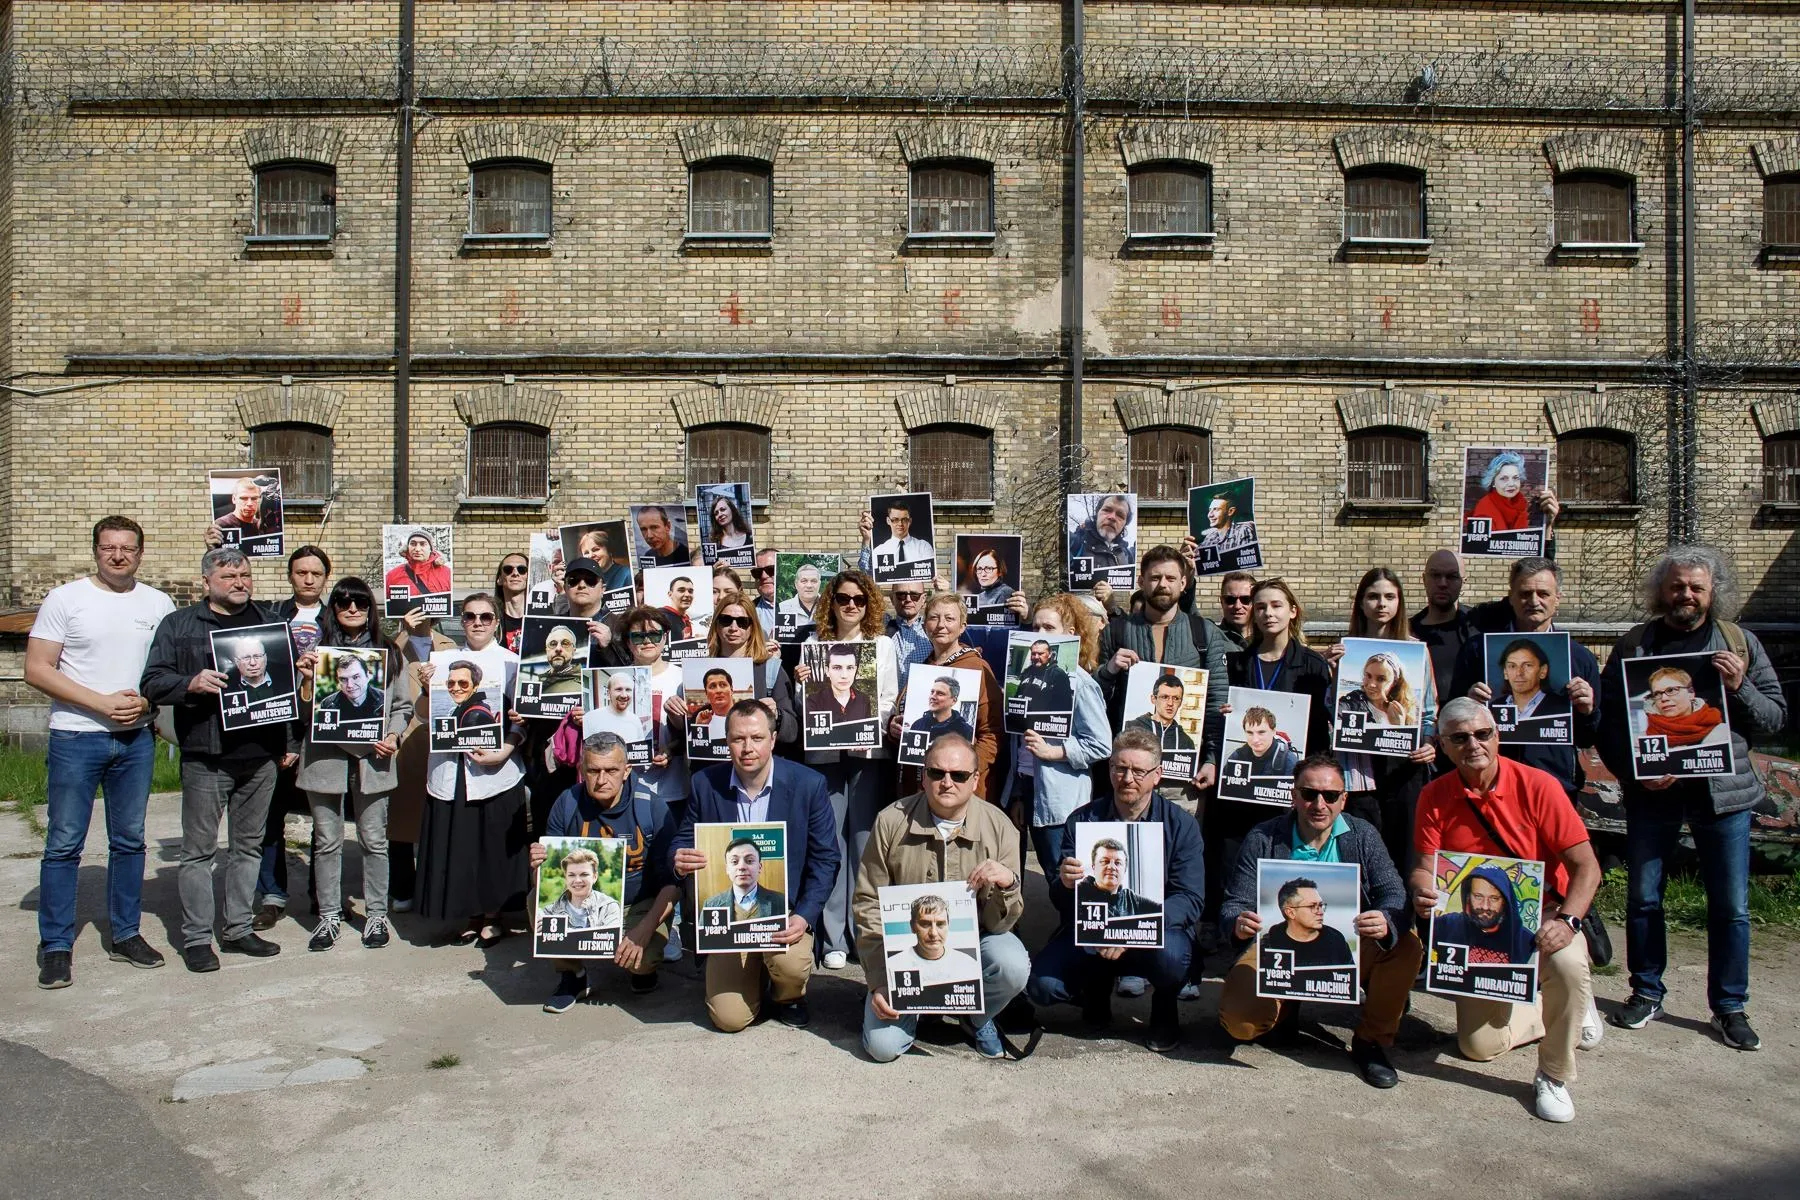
(25, 510, 1788, 1124)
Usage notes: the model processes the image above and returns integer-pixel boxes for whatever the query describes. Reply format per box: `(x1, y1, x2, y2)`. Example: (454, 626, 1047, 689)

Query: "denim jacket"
(1002, 666, 1113, 828)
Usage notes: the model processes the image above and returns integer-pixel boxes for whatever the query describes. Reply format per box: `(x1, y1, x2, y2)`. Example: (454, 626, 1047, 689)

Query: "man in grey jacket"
(1598, 545, 1788, 1052)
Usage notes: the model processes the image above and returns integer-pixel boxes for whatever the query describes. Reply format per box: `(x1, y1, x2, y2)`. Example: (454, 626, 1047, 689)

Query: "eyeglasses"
(1444, 728, 1497, 746)
(1110, 762, 1159, 781)
(833, 593, 866, 608)
(1648, 686, 1693, 699)
(892, 590, 924, 601)
(499, 563, 529, 575)
(1286, 901, 1327, 913)
(716, 613, 752, 629)
(627, 629, 666, 645)
(1296, 787, 1345, 804)
(751, 566, 775, 580)
(923, 766, 975, 783)
(331, 595, 370, 612)
(461, 612, 497, 625)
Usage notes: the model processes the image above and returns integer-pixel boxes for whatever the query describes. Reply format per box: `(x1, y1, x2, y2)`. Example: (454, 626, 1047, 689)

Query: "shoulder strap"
(1614, 621, 1651, 660)
(1459, 789, 1519, 860)
(1188, 613, 1212, 652)
(1718, 620, 1750, 662)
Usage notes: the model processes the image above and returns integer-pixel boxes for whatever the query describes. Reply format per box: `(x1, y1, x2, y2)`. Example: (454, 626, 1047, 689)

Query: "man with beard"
(384, 529, 451, 601)
(1598, 545, 1785, 1051)
(1226, 706, 1297, 778)
(1259, 877, 1354, 967)
(1127, 673, 1196, 754)
(635, 506, 691, 566)
(1434, 865, 1536, 965)
(535, 625, 585, 696)
(1016, 638, 1074, 718)
(1068, 493, 1136, 574)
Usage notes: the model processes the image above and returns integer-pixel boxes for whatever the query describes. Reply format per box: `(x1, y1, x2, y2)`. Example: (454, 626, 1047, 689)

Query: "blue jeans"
(1028, 825, 1062, 884)
(38, 727, 156, 952)
(1625, 793, 1752, 1014)
(1027, 924, 1195, 1006)
(862, 932, 1031, 1062)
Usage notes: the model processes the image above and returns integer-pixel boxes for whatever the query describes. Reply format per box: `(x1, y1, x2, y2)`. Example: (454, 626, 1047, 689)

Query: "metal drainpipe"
(1067, 0, 1085, 476)
(1677, 0, 1698, 544)
(392, 0, 416, 522)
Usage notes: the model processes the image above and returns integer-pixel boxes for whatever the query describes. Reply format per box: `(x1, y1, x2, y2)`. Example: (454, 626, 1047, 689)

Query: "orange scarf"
(1645, 703, 1724, 746)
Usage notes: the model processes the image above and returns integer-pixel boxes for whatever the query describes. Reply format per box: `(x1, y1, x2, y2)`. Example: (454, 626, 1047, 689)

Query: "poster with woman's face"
(1461, 446, 1551, 558)
(1332, 638, 1430, 757)
(695, 482, 756, 571)
(954, 534, 1022, 626)
(1622, 652, 1734, 779)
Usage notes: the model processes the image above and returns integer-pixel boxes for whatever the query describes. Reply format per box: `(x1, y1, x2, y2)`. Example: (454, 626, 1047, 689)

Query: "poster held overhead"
(954, 533, 1023, 626)
(1460, 447, 1552, 558)
(383, 523, 453, 618)
(627, 503, 693, 568)
(1066, 492, 1138, 592)
(695, 481, 756, 570)
(869, 492, 935, 584)
(1187, 477, 1263, 576)
(558, 521, 634, 616)
(208, 468, 284, 558)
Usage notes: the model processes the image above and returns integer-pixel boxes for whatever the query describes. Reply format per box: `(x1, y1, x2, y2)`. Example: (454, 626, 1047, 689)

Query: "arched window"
(467, 422, 549, 501)
(1347, 428, 1427, 502)
(1557, 430, 1636, 505)
(689, 159, 773, 238)
(909, 425, 993, 502)
(254, 162, 335, 241)
(469, 161, 552, 239)
(1555, 171, 1636, 246)
(249, 423, 333, 502)
(909, 160, 993, 237)
(686, 424, 771, 501)
(1344, 167, 1425, 241)
(1127, 164, 1212, 238)
(1128, 427, 1211, 502)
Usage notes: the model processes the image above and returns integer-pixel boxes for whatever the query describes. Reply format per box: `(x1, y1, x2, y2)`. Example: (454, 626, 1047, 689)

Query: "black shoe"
(308, 919, 342, 952)
(1259, 1002, 1301, 1048)
(220, 933, 281, 958)
(361, 917, 391, 949)
(252, 904, 284, 932)
(1350, 1035, 1400, 1088)
(37, 950, 72, 989)
(183, 944, 220, 973)
(629, 971, 659, 995)
(1146, 992, 1181, 1053)
(772, 999, 810, 1028)
(1609, 993, 1663, 1030)
(1711, 1011, 1762, 1052)
(107, 935, 165, 969)
(996, 994, 1039, 1036)
(543, 972, 588, 1014)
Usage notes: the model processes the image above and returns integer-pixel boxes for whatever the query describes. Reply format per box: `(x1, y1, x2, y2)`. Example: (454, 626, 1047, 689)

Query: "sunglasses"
(892, 590, 925, 601)
(1223, 595, 1253, 606)
(566, 573, 600, 586)
(751, 566, 775, 580)
(716, 613, 752, 629)
(499, 563, 529, 575)
(1445, 728, 1497, 746)
(922, 766, 975, 784)
(462, 612, 497, 625)
(1296, 786, 1345, 804)
(833, 593, 867, 607)
(331, 595, 370, 611)
(627, 629, 666, 644)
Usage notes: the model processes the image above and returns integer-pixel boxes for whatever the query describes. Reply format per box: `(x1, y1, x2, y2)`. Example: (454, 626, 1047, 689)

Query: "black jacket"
(140, 600, 291, 759)
(1447, 619, 1601, 797)
(1219, 812, 1407, 953)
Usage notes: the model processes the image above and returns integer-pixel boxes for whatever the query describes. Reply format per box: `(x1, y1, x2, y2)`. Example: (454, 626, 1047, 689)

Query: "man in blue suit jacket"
(674, 699, 840, 1032)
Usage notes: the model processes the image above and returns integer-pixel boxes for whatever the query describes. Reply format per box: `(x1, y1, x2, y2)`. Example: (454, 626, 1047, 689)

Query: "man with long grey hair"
(1597, 544, 1786, 1051)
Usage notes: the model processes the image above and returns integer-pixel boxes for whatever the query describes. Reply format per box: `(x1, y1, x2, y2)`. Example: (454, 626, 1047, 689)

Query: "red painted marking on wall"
(281, 294, 303, 326)
(501, 287, 522, 325)
(1160, 298, 1182, 328)
(941, 288, 963, 326)
(719, 292, 745, 325)
(1580, 298, 1602, 334)
(1374, 296, 1397, 332)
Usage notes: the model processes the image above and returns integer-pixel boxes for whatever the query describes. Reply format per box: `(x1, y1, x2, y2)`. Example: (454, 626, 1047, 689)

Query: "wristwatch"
(1559, 913, 1583, 933)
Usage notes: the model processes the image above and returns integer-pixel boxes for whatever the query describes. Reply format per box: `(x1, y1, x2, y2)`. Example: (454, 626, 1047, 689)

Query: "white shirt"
(873, 535, 933, 566)
(31, 577, 175, 733)
(886, 945, 980, 986)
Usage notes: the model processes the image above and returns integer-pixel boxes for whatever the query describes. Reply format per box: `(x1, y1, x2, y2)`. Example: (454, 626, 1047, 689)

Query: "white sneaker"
(822, 950, 849, 970)
(1115, 975, 1148, 997)
(662, 939, 683, 963)
(1534, 1071, 1575, 1123)
(1178, 982, 1203, 1002)
(1579, 996, 1604, 1051)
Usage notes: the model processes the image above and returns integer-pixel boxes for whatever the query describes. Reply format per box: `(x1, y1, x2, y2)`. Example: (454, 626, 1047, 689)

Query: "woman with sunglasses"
(494, 552, 532, 654)
(793, 567, 900, 970)
(415, 592, 531, 946)
(706, 589, 799, 746)
(614, 606, 689, 809)
(293, 579, 413, 950)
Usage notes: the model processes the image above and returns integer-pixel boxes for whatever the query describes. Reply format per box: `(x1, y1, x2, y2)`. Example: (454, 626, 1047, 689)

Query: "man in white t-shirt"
(26, 516, 175, 989)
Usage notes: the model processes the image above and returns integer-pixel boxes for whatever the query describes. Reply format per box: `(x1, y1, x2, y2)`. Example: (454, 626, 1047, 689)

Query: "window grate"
(1764, 177, 1800, 247)
(689, 163, 772, 236)
(686, 425, 770, 500)
(1128, 166, 1211, 236)
(470, 163, 551, 238)
(250, 424, 333, 502)
(468, 424, 549, 501)
(1765, 434, 1800, 504)
(1128, 427, 1211, 501)
(1557, 432, 1636, 504)
(255, 164, 334, 239)
(910, 427, 993, 501)
(909, 163, 992, 235)
(1347, 431, 1426, 502)
(1555, 174, 1634, 245)
(1345, 170, 1424, 241)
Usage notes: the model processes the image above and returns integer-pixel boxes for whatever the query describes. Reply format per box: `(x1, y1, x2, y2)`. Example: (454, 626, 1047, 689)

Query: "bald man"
(1410, 549, 1472, 706)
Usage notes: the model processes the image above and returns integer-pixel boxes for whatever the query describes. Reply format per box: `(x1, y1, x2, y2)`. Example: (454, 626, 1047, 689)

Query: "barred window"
(910, 426, 993, 502)
(1764, 174, 1800, 248)
(1345, 168, 1425, 241)
(469, 161, 552, 239)
(254, 163, 334, 240)
(1554, 172, 1635, 245)
(1129, 427, 1211, 502)
(467, 423, 549, 501)
(250, 424, 333, 502)
(909, 161, 993, 236)
(1347, 429, 1427, 502)
(689, 160, 772, 237)
(1557, 431, 1636, 505)
(686, 424, 771, 501)
(1127, 165, 1212, 237)
(1766, 433, 1800, 504)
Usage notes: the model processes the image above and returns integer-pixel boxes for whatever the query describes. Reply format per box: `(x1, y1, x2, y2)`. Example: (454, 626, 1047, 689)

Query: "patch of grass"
(427, 1053, 460, 1070)
(0, 745, 50, 834)
(151, 745, 183, 793)
(1594, 866, 1800, 932)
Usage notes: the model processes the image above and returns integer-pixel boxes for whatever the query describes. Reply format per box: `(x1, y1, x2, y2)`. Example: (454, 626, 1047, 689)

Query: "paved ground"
(3, 793, 1797, 1200)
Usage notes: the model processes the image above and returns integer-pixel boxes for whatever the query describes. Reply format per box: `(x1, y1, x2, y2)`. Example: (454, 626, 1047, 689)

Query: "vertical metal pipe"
(1677, 0, 1698, 544)
(1067, 0, 1085, 472)
(392, 0, 415, 522)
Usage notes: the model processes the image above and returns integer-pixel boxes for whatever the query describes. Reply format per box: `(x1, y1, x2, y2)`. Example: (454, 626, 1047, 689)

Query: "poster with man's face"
(896, 665, 982, 767)
(559, 520, 634, 616)
(428, 645, 511, 753)
(1332, 638, 1430, 757)
(1186, 477, 1262, 576)
(869, 492, 935, 585)
(583, 665, 654, 767)
(1255, 859, 1362, 1004)
(383, 523, 454, 618)
(955, 534, 1023, 626)
(773, 552, 842, 644)
(210, 623, 298, 731)
(643, 565, 713, 640)
(527, 532, 561, 614)
(681, 657, 754, 763)
(1460, 446, 1552, 558)
(878, 881, 984, 1015)
(696, 481, 756, 570)
(515, 616, 591, 721)
(800, 640, 882, 753)
(1219, 686, 1310, 804)
(1622, 652, 1734, 779)
(1003, 631, 1080, 736)
(694, 821, 788, 954)
(1072, 821, 1166, 950)
(1120, 661, 1207, 783)
(310, 646, 388, 745)
(1066, 492, 1138, 592)
(627, 503, 693, 569)
(1426, 851, 1544, 1004)
(532, 836, 627, 960)
(208, 468, 284, 558)
(1483, 632, 1574, 746)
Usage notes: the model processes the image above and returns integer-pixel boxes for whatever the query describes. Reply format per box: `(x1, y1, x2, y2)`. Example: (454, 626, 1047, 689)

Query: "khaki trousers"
(1219, 931, 1425, 1046)
(705, 932, 815, 1033)
(1455, 933, 1590, 1084)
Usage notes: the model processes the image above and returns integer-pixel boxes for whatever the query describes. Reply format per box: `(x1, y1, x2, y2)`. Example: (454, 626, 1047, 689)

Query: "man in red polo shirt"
(1412, 697, 1602, 1124)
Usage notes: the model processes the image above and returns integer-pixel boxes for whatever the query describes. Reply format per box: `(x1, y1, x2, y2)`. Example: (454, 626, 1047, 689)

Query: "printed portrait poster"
(897, 665, 982, 767)
(1003, 631, 1080, 737)
(1187, 477, 1263, 576)
(627, 503, 693, 570)
(532, 836, 627, 960)
(1333, 638, 1431, 757)
(1461, 446, 1552, 558)
(515, 615, 591, 721)
(208, 468, 284, 558)
(1072, 821, 1166, 950)
(428, 645, 512, 754)
(1427, 851, 1544, 1005)
(310, 646, 388, 745)
(559, 520, 634, 616)
(1220, 687, 1311, 805)
(682, 657, 754, 763)
(210, 624, 298, 732)
(773, 552, 842, 645)
(1066, 492, 1138, 592)
(878, 881, 984, 1016)
(955, 533, 1023, 627)
(869, 492, 936, 585)
(695, 481, 756, 570)
(801, 640, 882, 753)
(1484, 632, 1574, 747)
(527, 531, 561, 614)
(584, 665, 654, 768)
(1622, 652, 1735, 779)
(695, 821, 788, 954)
(382, 523, 454, 618)
(643, 564, 713, 640)
(1255, 860, 1361, 1004)
(1120, 661, 1207, 784)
